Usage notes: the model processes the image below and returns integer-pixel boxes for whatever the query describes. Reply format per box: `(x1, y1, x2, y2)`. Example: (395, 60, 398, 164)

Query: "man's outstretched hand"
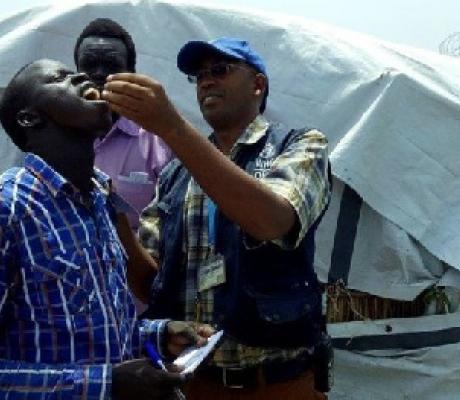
(102, 73, 186, 138)
(112, 358, 184, 400)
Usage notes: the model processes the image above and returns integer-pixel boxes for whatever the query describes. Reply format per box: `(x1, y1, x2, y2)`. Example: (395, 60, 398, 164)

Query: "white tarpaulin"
(1, 1, 460, 398)
(315, 180, 447, 301)
(329, 311, 460, 400)
(0, 1, 460, 299)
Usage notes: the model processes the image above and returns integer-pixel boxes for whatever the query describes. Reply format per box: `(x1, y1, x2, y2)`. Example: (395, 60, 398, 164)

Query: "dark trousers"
(185, 369, 327, 400)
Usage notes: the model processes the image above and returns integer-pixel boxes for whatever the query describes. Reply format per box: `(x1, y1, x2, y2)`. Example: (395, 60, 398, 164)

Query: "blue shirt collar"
(24, 153, 111, 198)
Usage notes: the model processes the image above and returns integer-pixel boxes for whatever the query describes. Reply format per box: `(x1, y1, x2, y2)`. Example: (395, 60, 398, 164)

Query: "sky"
(0, 0, 459, 53)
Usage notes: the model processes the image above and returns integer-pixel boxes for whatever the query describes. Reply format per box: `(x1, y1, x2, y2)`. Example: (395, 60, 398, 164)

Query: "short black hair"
(74, 18, 136, 72)
(0, 62, 35, 150)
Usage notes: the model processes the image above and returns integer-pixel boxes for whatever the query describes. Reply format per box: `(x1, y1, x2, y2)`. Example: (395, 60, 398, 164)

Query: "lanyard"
(207, 198, 217, 247)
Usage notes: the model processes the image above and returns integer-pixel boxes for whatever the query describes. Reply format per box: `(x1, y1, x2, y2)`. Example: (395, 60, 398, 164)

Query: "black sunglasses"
(187, 62, 247, 84)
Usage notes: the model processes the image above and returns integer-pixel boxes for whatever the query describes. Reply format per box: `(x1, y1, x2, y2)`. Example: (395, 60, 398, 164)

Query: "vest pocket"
(223, 286, 321, 348)
(251, 289, 318, 324)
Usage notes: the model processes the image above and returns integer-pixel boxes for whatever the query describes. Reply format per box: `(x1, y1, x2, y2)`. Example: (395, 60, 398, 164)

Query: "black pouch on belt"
(312, 332, 334, 393)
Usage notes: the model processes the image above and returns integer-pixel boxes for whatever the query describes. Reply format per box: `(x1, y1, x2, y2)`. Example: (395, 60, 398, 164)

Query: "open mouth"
(79, 81, 104, 102)
(201, 94, 223, 107)
(82, 87, 101, 101)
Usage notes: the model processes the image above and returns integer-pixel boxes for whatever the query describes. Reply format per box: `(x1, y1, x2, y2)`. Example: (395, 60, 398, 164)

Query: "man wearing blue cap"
(102, 37, 330, 399)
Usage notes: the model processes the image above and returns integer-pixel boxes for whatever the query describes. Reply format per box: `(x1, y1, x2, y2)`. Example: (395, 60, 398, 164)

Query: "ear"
(254, 73, 267, 97)
(16, 109, 43, 128)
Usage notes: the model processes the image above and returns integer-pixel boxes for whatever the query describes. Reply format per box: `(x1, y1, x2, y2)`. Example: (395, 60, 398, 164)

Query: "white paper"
(173, 330, 224, 375)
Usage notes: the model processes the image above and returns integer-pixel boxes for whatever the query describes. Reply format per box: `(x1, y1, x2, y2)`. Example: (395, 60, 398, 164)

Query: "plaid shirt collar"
(209, 114, 270, 153)
(24, 152, 111, 200)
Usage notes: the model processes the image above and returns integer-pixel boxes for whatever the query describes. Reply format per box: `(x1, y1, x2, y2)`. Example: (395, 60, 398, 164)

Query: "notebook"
(173, 330, 224, 375)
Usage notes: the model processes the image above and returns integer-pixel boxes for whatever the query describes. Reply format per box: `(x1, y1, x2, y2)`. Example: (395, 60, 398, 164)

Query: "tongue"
(83, 88, 101, 101)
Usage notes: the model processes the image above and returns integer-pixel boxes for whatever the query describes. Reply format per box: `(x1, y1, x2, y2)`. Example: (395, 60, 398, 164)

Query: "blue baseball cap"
(177, 37, 269, 112)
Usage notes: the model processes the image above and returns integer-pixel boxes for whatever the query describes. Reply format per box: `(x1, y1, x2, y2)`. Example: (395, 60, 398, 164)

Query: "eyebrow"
(80, 48, 123, 55)
(44, 68, 72, 80)
(56, 68, 73, 75)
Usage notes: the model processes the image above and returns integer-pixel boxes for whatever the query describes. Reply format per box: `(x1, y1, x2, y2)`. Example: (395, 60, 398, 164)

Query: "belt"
(199, 356, 313, 389)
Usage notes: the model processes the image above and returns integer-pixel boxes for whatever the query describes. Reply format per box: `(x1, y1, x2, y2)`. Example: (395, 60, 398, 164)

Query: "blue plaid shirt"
(0, 154, 163, 399)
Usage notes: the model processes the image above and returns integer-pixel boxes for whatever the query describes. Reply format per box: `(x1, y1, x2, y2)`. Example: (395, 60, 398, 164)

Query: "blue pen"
(144, 340, 168, 370)
(144, 340, 187, 400)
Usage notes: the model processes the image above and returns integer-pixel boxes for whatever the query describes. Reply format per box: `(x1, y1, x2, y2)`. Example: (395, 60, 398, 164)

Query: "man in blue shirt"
(0, 59, 207, 399)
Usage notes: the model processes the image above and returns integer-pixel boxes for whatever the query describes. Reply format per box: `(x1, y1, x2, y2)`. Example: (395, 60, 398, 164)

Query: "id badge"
(198, 254, 226, 292)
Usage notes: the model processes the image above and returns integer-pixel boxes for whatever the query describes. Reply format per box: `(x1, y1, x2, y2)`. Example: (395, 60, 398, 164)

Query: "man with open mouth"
(0, 59, 210, 400)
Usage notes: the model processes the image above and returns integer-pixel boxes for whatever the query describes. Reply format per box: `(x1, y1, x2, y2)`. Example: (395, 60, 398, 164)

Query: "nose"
(197, 74, 216, 90)
(92, 65, 109, 80)
(85, 67, 110, 89)
(69, 72, 89, 85)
